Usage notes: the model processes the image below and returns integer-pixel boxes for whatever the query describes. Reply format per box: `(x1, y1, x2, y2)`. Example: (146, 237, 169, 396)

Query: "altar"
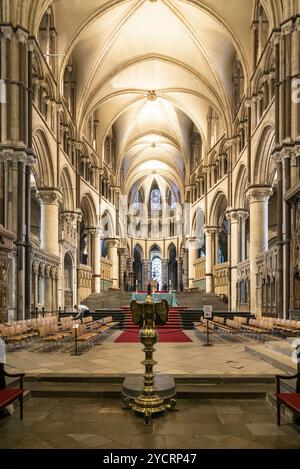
(131, 292, 179, 307)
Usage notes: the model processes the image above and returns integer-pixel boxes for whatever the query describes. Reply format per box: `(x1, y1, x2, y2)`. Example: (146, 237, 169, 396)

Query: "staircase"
(121, 306, 185, 331)
(83, 290, 228, 311)
(176, 291, 228, 310)
(83, 291, 132, 310)
(24, 375, 275, 399)
(245, 339, 298, 376)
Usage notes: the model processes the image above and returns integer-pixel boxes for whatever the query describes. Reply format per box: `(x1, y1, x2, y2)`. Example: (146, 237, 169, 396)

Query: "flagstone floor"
(1, 397, 300, 449)
(5, 331, 282, 376)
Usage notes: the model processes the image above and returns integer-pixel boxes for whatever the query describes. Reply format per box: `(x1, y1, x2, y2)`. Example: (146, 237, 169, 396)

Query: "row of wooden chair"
(81, 316, 93, 324)
(194, 315, 300, 342)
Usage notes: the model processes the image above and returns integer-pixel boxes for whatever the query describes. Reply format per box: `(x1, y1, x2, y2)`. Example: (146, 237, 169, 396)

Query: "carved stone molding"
(245, 185, 272, 204)
(37, 188, 63, 206)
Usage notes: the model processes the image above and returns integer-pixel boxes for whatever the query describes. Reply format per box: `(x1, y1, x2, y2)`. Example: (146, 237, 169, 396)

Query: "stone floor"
(0, 397, 300, 449)
(5, 331, 282, 376)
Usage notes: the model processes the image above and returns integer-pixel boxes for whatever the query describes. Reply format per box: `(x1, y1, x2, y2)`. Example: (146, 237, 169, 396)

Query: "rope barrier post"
(203, 305, 213, 347)
(72, 323, 80, 356)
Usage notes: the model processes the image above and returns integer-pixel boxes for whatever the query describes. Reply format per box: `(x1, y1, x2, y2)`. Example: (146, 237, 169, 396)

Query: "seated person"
(74, 304, 90, 320)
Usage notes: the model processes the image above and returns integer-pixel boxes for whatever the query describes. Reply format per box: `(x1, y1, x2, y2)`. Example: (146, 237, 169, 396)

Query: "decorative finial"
(147, 90, 157, 101)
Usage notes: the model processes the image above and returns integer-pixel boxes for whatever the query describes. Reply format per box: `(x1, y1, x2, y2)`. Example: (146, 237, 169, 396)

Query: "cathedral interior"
(0, 0, 300, 451)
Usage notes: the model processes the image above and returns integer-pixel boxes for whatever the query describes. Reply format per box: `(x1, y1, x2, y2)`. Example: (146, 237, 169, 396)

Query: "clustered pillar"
(246, 186, 272, 315)
(106, 239, 119, 289)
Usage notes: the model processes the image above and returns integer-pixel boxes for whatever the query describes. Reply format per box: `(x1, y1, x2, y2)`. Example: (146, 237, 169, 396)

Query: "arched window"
(37, 7, 56, 73)
(134, 191, 142, 210)
(170, 191, 176, 209)
(150, 188, 161, 211)
(100, 239, 108, 258)
(232, 56, 244, 113)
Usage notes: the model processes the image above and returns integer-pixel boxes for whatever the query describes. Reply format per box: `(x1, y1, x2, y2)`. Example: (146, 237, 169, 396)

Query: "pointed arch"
(60, 166, 75, 211)
(252, 124, 275, 184)
(209, 191, 228, 226)
(81, 193, 97, 228)
(32, 128, 55, 187)
(234, 164, 248, 209)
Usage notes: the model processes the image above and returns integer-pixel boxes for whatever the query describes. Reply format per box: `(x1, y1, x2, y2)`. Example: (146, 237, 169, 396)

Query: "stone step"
(24, 378, 274, 399)
(264, 340, 294, 358)
(24, 373, 275, 384)
(245, 343, 297, 374)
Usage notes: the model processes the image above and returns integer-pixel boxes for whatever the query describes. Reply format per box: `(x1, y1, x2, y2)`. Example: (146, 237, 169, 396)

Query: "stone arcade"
(1, 0, 300, 451)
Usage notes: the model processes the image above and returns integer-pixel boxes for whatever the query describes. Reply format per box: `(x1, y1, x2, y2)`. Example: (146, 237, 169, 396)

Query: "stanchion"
(71, 324, 80, 356)
(202, 317, 213, 347)
(202, 304, 213, 347)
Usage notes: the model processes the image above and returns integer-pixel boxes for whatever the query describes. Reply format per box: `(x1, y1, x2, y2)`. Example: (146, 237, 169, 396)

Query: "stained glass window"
(150, 188, 161, 210)
(134, 191, 141, 209)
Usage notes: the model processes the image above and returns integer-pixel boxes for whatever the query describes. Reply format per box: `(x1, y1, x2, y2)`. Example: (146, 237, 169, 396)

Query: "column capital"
(204, 226, 219, 235)
(271, 150, 284, 165)
(117, 247, 126, 256)
(106, 238, 119, 249)
(59, 209, 82, 225)
(295, 17, 300, 32)
(225, 208, 249, 222)
(186, 236, 203, 249)
(245, 185, 272, 203)
(85, 227, 97, 235)
(270, 30, 281, 46)
(37, 188, 63, 205)
(275, 146, 300, 162)
(282, 21, 294, 36)
(0, 25, 14, 40)
(15, 28, 28, 43)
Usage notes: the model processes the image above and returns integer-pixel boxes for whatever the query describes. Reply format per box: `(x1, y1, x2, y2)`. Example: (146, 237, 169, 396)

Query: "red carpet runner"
(114, 306, 192, 343)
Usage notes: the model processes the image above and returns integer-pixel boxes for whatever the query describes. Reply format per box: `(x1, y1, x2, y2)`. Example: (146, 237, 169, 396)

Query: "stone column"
(226, 209, 248, 311)
(176, 257, 183, 291)
(204, 227, 216, 293)
(106, 238, 119, 288)
(92, 229, 101, 293)
(283, 153, 291, 318)
(118, 247, 126, 291)
(44, 265, 53, 312)
(127, 257, 134, 291)
(161, 258, 168, 287)
(38, 189, 62, 257)
(182, 248, 189, 290)
(214, 228, 221, 264)
(0, 27, 36, 319)
(187, 237, 198, 287)
(246, 186, 272, 315)
(142, 259, 149, 291)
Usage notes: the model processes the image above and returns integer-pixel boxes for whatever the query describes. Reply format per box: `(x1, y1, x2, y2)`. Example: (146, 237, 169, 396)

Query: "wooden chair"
(0, 363, 25, 420)
(276, 368, 300, 426)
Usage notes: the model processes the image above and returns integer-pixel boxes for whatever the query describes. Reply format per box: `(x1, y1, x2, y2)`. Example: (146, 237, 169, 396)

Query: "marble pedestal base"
(122, 374, 176, 400)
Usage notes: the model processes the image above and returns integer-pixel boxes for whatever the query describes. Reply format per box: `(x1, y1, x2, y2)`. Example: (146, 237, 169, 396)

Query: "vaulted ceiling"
(32, 0, 262, 194)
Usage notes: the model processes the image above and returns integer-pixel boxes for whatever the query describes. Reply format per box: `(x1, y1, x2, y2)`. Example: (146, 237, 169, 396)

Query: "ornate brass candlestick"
(126, 285, 176, 424)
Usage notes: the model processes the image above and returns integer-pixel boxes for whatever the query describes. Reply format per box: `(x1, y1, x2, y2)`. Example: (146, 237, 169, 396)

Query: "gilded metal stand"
(124, 287, 176, 424)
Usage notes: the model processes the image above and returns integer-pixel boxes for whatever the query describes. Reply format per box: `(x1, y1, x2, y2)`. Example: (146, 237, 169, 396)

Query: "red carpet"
(114, 305, 192, 343)
(114, 329, 192, 343)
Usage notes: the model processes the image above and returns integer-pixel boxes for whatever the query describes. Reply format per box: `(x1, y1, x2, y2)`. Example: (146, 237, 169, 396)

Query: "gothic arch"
(209, 191, 228, 226)
(32, 128, 55, 187)
(133, 243, 144, 260)
(100, 209, 114, 238)
(80, 193, 97, 228)
(252, 124, 275, 184)
(60, 166, 75, 211)
(234, 164, 248, 208)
